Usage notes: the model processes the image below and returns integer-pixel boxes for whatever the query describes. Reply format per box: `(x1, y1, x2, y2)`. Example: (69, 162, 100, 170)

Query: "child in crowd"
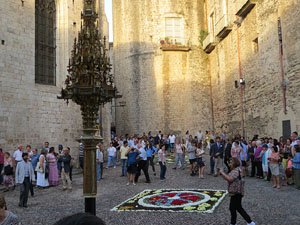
(196, 142, 205, 179)
(286, 154, 293, 185)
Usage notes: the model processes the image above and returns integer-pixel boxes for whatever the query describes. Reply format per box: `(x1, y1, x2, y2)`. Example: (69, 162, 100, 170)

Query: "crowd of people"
(0, 142, 74, 211)
(100, 130, 300, 191)
(0, 130, 300, 224)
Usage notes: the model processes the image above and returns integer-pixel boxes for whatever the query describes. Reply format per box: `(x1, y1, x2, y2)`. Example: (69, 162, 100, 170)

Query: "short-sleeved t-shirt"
(127, 151, 139, 166)
(187, 146, 196, 160)
(13, 150, 23, 161)
(107, 147, 116, 157)
(158, 149, 165, 163)
(229, 167, 241, 180)
(120, 146, 129, 159)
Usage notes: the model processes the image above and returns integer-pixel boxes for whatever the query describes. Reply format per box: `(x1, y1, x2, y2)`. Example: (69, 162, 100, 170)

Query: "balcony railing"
(215, 14, 233, 41)
(160, 37, 191, 51)
(234, 0, 257, 18)
(203, 33, 217, 54)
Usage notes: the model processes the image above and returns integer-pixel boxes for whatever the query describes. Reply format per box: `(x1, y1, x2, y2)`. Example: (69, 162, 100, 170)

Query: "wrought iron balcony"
(234, 0, 257, 18)
(203, 33, 217, 54)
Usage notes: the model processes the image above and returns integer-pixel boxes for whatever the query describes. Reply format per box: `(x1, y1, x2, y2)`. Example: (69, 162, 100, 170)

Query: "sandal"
(272, 185, 277, 188)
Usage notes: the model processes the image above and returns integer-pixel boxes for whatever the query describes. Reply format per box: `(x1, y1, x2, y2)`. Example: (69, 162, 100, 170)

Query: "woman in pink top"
(231, 141, 246, 169)
(269, 146, 280, 189)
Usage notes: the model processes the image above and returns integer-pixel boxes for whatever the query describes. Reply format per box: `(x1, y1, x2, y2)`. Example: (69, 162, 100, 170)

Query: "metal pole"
(236, 18, 245, 137)
(278, 17, 287, 115)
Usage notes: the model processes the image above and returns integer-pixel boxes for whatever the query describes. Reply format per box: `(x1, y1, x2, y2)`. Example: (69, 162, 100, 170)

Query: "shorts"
(197, 158, 205, 168)
(270, 163, 280, 176)
(262, 164, 268, 173)
(127, 164, 137, 174)
(170, 143, 175, 148)
(189, 159, 196, 165)
(241, 160, 247, 167)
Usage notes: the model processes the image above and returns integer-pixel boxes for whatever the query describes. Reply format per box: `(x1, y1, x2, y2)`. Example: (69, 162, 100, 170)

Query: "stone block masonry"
(0, 0, 112, 161)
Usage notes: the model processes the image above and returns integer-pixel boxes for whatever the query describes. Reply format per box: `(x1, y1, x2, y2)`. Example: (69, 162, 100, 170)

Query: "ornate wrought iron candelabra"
(58, 0, 120, 215)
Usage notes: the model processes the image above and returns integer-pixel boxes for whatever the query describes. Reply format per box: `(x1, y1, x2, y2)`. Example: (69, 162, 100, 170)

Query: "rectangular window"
(165, 17, 183, 44)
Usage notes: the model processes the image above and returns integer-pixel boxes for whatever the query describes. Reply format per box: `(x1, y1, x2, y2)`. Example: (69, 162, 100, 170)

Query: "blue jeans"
(96, 162, 102, 181)
(121, 159, 127, 175)
(159, 162, 167, 179)
(107, 156, 116, 167)
(174, 153, 184, 168)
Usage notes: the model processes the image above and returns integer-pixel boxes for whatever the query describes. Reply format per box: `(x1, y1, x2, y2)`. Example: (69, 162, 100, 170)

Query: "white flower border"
(111, 188, 228, 214)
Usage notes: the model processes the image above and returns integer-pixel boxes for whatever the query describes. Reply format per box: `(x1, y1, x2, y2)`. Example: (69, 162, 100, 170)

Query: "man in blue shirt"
(134, 144, 151, 183)
(146, 143, 157, 176)
(240, 141, 248, 176)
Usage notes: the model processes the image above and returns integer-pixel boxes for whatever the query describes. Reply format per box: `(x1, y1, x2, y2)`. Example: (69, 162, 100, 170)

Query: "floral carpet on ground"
(111, 189, 227, 213)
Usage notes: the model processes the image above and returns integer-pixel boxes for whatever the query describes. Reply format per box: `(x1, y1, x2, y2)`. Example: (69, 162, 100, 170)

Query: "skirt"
(270, 163, 280, 176)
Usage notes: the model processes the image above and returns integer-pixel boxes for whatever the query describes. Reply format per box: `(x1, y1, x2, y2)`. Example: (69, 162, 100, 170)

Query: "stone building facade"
(113, 0, 211, 136)
(113, 0, 300, 139)
(0, 0, 112, 158)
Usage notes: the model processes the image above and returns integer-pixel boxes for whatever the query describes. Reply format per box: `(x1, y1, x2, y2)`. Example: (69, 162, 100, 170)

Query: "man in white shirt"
(197, 130, 203, 142)
(134, 144, 151, 183)
(169, 134, 176, 153)
(291, 131, 298, 147)
(106, 143, 117, 168)
(13, 144, 23, 167)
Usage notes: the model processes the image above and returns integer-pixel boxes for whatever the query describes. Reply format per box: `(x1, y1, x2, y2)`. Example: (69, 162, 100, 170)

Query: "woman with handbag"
(36, 149, 49, 188)
(219, 157, 255, 225)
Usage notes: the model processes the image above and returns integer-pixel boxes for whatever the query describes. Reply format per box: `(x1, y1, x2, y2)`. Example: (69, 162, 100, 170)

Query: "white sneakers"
(247, 222, 256, 225)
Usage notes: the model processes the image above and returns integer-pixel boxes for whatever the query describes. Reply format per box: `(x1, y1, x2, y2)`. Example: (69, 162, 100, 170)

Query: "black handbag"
(4, 165, 13, 175)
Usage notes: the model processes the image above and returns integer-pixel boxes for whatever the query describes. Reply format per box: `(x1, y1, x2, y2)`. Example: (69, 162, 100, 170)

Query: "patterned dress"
(3, 158, 14, 187)
(47, 153, 59, 186)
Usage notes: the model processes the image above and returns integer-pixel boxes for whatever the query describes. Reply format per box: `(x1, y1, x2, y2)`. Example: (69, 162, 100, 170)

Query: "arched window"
(35, 0, 56, 85)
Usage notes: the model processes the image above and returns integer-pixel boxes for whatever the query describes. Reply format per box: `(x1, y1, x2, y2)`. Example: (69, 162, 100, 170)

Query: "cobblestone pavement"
(3, 155, 300, 225)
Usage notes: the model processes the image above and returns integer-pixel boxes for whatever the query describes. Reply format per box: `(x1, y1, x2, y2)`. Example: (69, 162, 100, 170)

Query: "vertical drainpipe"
(236, 18, 245, 137)
(278, 17, 287, 115)
(208, 57, 215, 132)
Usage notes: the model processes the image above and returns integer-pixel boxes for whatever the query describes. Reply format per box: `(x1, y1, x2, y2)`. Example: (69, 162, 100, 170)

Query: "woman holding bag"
(219, 157, 255, 225)
(36, 149, 49, 188)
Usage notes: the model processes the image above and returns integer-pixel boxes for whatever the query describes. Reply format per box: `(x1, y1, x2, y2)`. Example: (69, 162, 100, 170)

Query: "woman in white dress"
(36, 149, 49, 188)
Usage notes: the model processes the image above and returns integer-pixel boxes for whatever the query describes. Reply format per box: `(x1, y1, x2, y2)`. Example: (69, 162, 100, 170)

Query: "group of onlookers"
(106, 130, 300, 191)
(0, 142, 74, 210)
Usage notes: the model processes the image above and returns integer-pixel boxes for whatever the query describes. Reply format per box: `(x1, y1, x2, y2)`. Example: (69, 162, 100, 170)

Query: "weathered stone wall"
(0, 0, 112, 158)
(207, 0, 300, 139)
(113, 0, 211, 136)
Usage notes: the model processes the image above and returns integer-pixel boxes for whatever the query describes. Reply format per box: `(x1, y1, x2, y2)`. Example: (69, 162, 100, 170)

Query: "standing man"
(134, 144, 151, 183)
(58, 148, 72, 192)
(120, 141, 129, 177)
(211, 136, 224, 177)
(209, 139, 215, 175)
(31, 149, 40, 182)
(13, 144, 23, 167)
(224, 139, 232, 173)
(0, 146, 4, 184)
(44, 142, 50, 153)
(96, 143, 103, 181)
(15, 153, 35, 208)
(197, 130, 203, 143)
(169, 133, 176, 153)
(187, 141, 197, 176)
(248, 141, 257, 177)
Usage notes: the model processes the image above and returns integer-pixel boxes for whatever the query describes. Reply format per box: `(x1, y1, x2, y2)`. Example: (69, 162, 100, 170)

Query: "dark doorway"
(282, 120, 291, 140)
